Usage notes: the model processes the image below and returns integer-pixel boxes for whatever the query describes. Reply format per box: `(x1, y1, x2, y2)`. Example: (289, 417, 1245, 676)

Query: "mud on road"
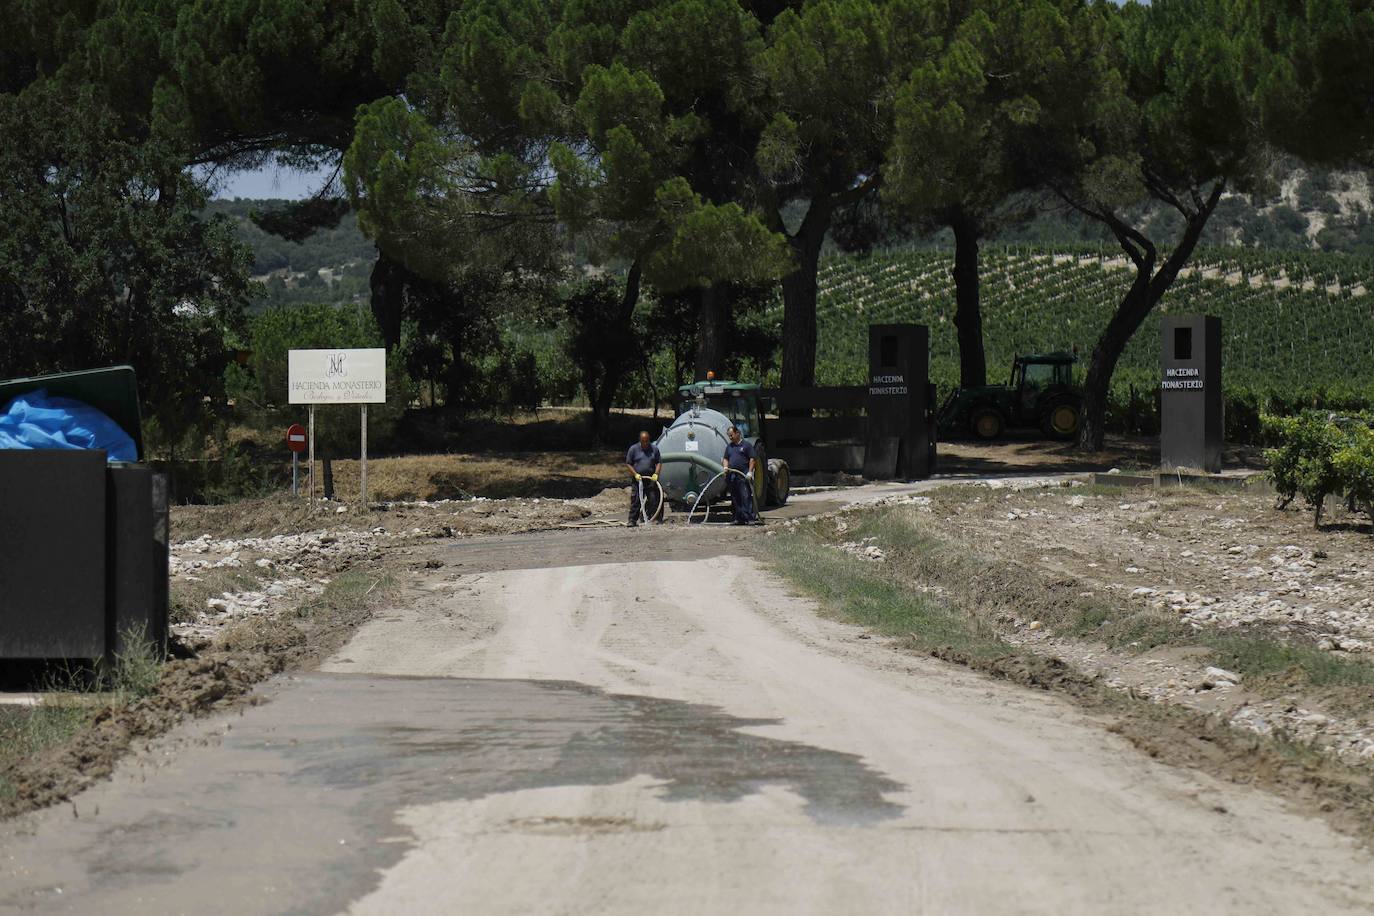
(0, 484, 769, 820)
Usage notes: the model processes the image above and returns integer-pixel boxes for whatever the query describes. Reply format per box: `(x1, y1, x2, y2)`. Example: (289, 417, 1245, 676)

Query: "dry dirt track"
(2, 526, 1374, 914)
(328, 546, 1374, 915)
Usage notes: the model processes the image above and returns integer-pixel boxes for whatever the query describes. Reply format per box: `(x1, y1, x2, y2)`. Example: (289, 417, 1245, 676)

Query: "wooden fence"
(759, 386, 868, 473)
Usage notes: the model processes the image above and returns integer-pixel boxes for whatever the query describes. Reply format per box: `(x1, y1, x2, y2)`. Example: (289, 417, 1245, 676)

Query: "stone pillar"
(865, 324, 932, 480)
(1160, 314, 1222, 473)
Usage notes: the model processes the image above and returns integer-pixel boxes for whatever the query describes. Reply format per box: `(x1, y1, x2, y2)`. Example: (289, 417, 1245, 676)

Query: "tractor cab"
(676, 380, 765, 439)
(1009, 353, 1077, 420)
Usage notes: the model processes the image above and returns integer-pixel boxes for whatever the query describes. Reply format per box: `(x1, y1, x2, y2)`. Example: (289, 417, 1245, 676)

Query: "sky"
(212, 163, 335, 200)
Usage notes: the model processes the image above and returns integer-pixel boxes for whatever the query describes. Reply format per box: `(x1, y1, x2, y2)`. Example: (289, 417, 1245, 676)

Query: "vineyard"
(791, 245, 1374, 438)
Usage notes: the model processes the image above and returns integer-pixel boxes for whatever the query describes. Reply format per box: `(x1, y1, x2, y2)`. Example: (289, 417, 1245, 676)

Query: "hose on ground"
(687, 467, 753, 525)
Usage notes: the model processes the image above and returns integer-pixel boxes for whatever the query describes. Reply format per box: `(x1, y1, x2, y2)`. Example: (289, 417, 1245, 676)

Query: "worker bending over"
(723, 426, 761, 526)
(625, 430, 662, 526)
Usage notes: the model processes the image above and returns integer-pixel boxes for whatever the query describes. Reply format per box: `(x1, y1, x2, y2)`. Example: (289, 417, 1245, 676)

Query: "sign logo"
(327, 353, 348, 378)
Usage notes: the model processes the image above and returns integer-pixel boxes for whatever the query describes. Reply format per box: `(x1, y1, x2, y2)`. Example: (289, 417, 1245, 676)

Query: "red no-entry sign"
(286, 423, 308, 453)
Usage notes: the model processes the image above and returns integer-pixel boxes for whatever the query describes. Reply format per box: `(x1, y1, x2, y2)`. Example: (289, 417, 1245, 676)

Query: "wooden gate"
(761, 324, 933, 479)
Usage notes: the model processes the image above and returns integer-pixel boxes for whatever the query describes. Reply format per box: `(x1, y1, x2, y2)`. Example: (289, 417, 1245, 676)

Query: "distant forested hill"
(206, 199, 377, 310)
(206, 199, 377, 277)
(888, 165, 1374, 257)
(212, 163, 1373, 312)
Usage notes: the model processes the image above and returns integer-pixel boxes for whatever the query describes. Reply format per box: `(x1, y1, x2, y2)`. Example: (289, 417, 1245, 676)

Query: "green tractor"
(937, 352, 1083, 441)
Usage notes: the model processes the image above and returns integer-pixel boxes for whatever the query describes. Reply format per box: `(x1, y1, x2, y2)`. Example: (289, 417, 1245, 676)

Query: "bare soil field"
(934, 433, 1265, 476)
(790, 480, 1374, 771)
(298, 450, 626, 503)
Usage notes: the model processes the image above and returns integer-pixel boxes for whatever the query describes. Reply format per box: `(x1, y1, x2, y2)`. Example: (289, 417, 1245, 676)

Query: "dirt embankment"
(769, 481, 1374, 837)
(913, 483, 1374, 761)
(785, 479, 1374, 762)
(168, 488, 627, 644)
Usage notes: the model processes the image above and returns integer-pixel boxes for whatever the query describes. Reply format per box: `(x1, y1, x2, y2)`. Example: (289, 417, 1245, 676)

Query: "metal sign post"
(308, 406, 315, 510)
(286, 423, 307, 497)
(360, 404, 368, 506)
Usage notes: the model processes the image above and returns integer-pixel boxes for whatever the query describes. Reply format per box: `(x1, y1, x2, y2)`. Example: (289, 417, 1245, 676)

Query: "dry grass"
(170, 568, 267, 624)
(303, 451, 624, 503)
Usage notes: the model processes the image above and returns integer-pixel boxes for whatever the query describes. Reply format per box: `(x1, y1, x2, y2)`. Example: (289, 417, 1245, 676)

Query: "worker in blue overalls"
(625, 430, 662, 526)
(722, 425, 761, 526)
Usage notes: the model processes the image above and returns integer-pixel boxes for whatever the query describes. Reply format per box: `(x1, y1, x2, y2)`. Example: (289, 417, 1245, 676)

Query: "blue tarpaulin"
(0, 389, 138, 462)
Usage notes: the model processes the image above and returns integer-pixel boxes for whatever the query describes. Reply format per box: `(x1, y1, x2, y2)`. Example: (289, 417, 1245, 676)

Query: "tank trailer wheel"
(970, 407, 1004, 441)
(767, 458, 790, 507)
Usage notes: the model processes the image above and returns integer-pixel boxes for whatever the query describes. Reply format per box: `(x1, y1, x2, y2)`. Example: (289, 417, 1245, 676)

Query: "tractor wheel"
(753, 443, 769, 509)
(1041, 399, 1082, 440)
(767, 458, 790, 507)
(969, 407, 1004, 440)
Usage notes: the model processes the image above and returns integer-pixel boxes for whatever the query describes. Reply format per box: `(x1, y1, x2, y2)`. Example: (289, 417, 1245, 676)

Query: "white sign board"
(288, 348, 387, 404)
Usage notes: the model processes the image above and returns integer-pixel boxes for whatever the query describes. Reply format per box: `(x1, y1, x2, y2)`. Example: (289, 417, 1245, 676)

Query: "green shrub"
(1295, 420, 1348, 527)
(1263, 414, 1307, 508)
(1265, 411, 1374, 529)
(1333, 426, 1374, 536)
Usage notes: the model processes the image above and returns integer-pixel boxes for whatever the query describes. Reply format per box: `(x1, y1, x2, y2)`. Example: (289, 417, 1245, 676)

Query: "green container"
(0, 365, 143, 460)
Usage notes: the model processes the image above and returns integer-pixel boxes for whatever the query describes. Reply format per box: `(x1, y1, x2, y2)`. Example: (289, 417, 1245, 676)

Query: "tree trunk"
(779, 201, 833, 389)
(588, 261, 643, 446)
(1078, 267, 1154, 452)
(950, 211, 986, 389)
(590, 391, 615, 449)
(369, 251, 405, 350)
(1077, 183, 1225, 451)
(694, 285, 728, 381)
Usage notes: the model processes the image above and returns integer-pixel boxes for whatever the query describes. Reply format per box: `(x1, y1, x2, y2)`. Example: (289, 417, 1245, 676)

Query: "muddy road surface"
(2, 521, 1373, 914)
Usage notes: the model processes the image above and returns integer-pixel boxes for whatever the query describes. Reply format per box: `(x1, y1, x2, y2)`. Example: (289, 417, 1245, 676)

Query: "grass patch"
(0, 630, 164, 801)
(293, 569, 394, 620)
(1202, 634, 1374, 689)
(769, 514, 1009, 661)
(0, 704, 91, 800)
(171, 568, 265, 624)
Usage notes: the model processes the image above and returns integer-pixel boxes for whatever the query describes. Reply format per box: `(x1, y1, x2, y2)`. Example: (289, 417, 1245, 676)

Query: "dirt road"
(2, 525, 1373, 913)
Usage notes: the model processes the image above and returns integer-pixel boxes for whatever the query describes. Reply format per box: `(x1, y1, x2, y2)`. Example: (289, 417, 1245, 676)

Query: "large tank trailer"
(655, 380, 790, 512)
